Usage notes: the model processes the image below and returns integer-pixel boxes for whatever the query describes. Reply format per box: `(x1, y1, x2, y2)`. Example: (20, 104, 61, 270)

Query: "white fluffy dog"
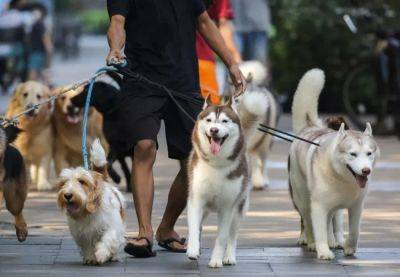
(57, 139, 126, 265)
(289, 69, 380, 260)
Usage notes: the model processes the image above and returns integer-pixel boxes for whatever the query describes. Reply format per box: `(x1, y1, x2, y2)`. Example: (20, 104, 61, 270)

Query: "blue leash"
(81, 66, 118, 169)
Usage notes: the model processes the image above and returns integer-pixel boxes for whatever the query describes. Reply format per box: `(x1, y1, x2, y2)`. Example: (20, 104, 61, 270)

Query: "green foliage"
(80, 9, 109, 34)
(269, 0, 399, 111)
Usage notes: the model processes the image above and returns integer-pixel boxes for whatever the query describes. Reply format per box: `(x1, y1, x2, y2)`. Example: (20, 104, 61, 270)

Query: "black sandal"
(124, 237, 156, 258)
(158, 237, 187, 253)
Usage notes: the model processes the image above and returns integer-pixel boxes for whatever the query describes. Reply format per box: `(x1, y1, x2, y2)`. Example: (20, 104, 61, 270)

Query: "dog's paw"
(95, 246, 110, 265)
(83, 258, 95, 265)
(15, 224, 28, 242)
(252, 182, 267, 191)
(223, 255, 236, 266)
(307, 242, 316, 252)
(344, 245, 357, 256)
(317, 249, 335, 260)
(208, 258, 223, 268)
(187, 247, 200, 260)
(297, 233, 307, 246)
(110, 255, 120, 262)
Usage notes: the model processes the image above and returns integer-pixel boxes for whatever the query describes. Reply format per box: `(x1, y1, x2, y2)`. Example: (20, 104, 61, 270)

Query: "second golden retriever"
(52, 86, 107, 175)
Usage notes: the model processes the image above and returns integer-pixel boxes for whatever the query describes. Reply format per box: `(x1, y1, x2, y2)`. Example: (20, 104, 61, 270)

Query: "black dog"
(0, 124, 28, 242)
(71, 72, 132, 192)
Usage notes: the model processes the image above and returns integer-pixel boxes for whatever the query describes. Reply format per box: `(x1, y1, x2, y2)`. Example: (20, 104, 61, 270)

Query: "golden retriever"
(6, 81, 54, 191)
(52, 86, 107, 175)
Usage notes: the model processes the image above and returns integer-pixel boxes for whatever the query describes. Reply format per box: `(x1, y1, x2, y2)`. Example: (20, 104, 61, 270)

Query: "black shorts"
(117, 94, 202, 160)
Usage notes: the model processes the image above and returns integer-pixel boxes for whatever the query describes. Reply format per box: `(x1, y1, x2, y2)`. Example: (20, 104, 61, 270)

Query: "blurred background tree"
(269, 0, 400, 112)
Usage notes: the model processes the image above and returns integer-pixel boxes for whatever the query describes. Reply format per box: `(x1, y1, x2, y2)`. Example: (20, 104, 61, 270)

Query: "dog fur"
(6, 81, 54, 190)
(57, 139, 126, 265)
(187, 95, 267, 268)
(234, 79, 279, 190)
(288, 69, 380, 260)
(52, 86, 107, 175)
(0, 125, 28, 242)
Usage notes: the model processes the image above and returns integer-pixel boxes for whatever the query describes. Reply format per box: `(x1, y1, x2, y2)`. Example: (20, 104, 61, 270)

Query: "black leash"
(259, 124, 321, 147)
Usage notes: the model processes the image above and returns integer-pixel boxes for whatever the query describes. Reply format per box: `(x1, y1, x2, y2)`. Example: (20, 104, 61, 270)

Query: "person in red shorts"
(196, 0, 242, 104)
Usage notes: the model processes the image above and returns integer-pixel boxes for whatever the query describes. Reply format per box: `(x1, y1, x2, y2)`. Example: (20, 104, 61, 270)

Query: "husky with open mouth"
(288, 69, 380, 260)
(187, 93, 268, 268)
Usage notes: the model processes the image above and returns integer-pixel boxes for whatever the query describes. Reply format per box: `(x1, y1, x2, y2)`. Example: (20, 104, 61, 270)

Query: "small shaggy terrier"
(57, 139, 126, 265)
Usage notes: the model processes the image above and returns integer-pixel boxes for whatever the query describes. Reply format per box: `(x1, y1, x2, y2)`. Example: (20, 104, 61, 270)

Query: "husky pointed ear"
(203, 94, 213, 110)
(331, 123, 346, 148)
(364, 122, 372, 136)
(225, 95, 233, 107)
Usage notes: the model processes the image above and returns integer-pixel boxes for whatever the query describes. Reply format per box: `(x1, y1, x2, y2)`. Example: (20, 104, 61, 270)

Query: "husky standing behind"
(187, 92, 268, 268)
(232, 61, 279, 190)
(288, 69, 380, 260)
(235, 81, 279, 189)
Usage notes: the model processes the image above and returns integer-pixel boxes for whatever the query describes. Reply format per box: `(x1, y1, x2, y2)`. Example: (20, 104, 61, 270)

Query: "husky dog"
(288, 69, 380, 260)
(57, 139, 126, 265)
(187, 93, 267, 268)
(234, 77, 279, 190)
(224, 61, 279, 190)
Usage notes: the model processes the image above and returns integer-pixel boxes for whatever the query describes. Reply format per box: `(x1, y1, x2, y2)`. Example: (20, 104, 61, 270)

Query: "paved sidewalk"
(1, 236, 400, 276)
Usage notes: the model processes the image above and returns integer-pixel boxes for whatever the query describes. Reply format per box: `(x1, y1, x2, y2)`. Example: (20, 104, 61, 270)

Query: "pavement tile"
(51, 262, 125, 274)
(0, 253, 56, 265)
(125, 252, 199, 274)
(199, 260, 272, 275)
(0, 265, 52, 275)
(344, 265, 400, 276)
(263, 247, 315, 257)
(270, 263, 347, 275)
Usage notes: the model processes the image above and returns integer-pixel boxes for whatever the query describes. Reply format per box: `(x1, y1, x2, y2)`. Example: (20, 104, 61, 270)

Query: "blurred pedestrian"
(27, 3, 53, 82)
(231, 0, 271, 64)
(197, 0, 241, 104)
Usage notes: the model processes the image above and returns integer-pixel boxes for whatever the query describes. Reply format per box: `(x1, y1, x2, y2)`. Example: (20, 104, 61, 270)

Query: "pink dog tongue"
(210, 139, 222, 155)
(67, 115, 79, 124)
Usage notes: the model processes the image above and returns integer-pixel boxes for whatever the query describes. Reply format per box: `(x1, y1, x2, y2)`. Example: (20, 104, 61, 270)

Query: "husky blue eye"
(350, 152, 357, 157)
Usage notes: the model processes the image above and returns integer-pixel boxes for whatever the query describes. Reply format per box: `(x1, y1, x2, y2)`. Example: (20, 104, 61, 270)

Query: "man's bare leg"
(130, 139, 157, 247)
(156, 159, 188, 251)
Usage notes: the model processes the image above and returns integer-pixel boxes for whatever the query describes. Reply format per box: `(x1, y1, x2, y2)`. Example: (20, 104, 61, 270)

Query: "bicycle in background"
(342, 7, 400, 137)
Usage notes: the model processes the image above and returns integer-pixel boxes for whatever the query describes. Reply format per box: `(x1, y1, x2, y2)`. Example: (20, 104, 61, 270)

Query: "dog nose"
(362, 168, 371, 176)
(64, 193, 73, 201)
(210, 127, 219, 135)
(67, 105, 77, 113)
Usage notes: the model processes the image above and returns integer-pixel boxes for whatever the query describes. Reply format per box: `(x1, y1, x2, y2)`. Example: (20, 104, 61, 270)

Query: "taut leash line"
(259, 124, 321, 147)
(0, 71, 109, 127)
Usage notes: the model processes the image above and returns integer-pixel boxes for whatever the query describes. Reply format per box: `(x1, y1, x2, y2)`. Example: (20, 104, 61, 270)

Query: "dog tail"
(238, 89, 270, 145)
(90, 138, 108, 176)
(292, 68, 325, 134)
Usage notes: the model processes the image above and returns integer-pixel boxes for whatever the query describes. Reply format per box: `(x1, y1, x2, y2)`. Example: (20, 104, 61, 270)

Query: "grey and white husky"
(288, 69, 380, 260)
(186, 92, 268, 268)
(228, 62, 279, 189)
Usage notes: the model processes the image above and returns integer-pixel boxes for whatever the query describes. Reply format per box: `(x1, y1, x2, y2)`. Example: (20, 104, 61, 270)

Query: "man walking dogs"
(106, 0, 246, 257)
